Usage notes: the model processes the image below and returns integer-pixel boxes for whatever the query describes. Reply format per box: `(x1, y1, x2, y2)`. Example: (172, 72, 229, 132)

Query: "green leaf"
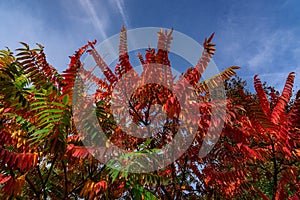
(62, 94, 69, 105)
(31, 105, 48, 111)
(37, 118, 61, 128)
(111, 169, 120, 182)
(36, 109, 64, 116)
(37, 112, 51, 122)
(28, 126, 36, 133)
(51, 102, 67, 108)
(30, 128, 51, 138)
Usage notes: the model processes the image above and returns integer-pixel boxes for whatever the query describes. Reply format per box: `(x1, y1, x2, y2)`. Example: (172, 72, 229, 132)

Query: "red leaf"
(254, 75, 271, 117)
(0, 174, 11, 184)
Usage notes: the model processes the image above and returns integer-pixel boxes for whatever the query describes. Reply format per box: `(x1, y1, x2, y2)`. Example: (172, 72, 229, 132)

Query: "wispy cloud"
(244, 68, 300, 93)
(216, 2, 300, 91)
(78, 0, 108, 39)
(0, 3, 76, 71)
(220, 20, 282, 71)
(239, 30, 295, 71)
(236, 29, 300, 90)
(110, 0, 130, 27)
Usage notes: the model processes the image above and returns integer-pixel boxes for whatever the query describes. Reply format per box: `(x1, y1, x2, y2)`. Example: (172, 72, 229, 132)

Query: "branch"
(128, 100, 148, 126)
(37, 165, 45, 189)
(271, 141, 278, 200)
(25, 175, 40, 199)
(43, 154, 58, 199)
(61, 160, 68, 199)
(176, 155, 189, 199)
(67, 164, 106, 197)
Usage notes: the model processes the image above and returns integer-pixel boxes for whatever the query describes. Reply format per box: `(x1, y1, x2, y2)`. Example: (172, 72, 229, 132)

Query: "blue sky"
(1, 0, 300, 91)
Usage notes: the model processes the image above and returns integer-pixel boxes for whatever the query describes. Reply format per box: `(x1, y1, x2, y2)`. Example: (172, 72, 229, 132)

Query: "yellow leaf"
(295, 149, 300, 157)
(106, 140, 111, 148)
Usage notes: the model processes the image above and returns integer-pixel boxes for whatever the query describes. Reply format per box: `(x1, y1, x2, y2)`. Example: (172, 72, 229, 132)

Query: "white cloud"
(109, 0, 130, 27)
(242, 30, 295, 71)
(217, 5, 300, 91)
(0, 5, 75, 71)
(111, 0, 130, 27)
(78, 0, 108, 39)
(243, 29, 299, 91)
(0, 0, 119, 71)
(0, 8, 43, 47)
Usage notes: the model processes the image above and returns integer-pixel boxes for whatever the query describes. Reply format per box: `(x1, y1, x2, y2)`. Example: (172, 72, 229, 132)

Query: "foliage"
(201, 74, 300, 200)
(0, 26, 299, 200)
